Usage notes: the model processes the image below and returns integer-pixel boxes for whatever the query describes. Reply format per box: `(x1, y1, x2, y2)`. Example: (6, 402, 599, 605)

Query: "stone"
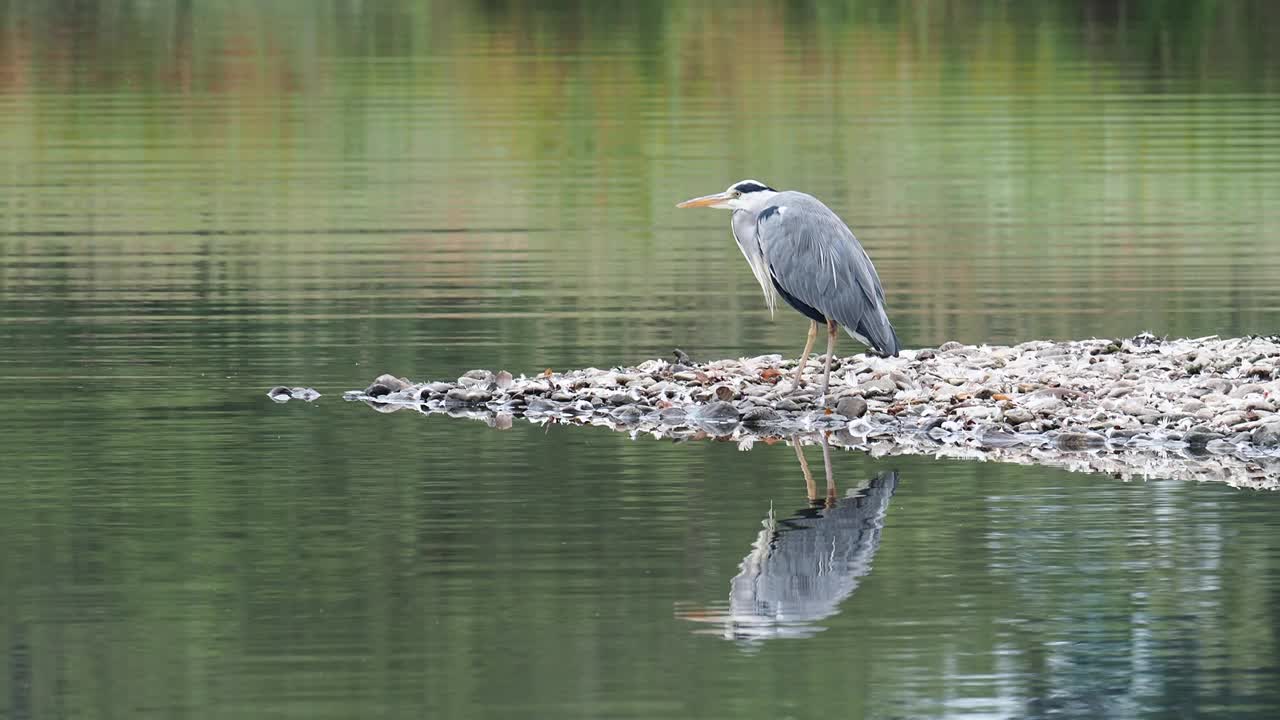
(657, 407, 688, 424)
(835, 396, 868, 419)
(741, 406, 783, 427)
(526, 398, 559, 414)
(1251, 420, 1280, 447)
(859, 377, 898, 398)
(609, 404, 645, 420)
(1184, 430, 1224, 447)
(457, 370, 494, 388)
(1230, 383, 1264, 398)
(693, 401, 740, 423)
(1056, 432, 1107, 450)
(1002, 407, 1034, 425)
(365, 373, 411, 397)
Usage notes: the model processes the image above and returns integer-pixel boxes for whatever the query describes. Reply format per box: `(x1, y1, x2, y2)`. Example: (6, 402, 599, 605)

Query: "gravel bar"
(340, 333, 1280, 490)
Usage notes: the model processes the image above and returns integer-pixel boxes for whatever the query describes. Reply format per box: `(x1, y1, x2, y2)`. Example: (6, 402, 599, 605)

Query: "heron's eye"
(732, 190, 742, 198)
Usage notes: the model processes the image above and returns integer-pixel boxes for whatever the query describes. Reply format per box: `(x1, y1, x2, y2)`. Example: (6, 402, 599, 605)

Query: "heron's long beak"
(676, 191, 733, 209)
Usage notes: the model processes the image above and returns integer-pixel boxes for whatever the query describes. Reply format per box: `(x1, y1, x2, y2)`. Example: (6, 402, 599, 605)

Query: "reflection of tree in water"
(680, 437, 897, 643)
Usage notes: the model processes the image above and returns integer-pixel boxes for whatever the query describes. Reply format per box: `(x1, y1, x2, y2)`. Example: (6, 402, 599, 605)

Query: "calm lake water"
(3, 2, 1280, 718)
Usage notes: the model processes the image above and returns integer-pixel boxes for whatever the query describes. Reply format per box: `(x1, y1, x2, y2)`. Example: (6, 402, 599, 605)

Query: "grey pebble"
(1002, 407, 1034, 425)
(692, 401, 740, 423)
(859, 377, 897, 398)
(741, 406, 782, 427)
(1056, 432, 1107, 450)
(835, 396, 868, 419)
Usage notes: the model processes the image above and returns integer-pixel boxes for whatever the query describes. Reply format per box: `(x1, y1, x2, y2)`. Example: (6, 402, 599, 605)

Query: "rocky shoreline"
(338, 333, 1280, 490)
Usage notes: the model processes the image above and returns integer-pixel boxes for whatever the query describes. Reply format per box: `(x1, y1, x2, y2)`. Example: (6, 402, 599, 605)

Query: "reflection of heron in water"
(679, 434, 898, 642)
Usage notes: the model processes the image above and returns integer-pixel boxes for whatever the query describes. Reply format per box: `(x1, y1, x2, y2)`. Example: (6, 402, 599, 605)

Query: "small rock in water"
(266, 386, 321, 403)
(526, 398, 559, 415)
(565, 400, 595, 416)
(1251, 419, 1280, 447)
(457, 370, 495, 388)
(858, 377, 897, 398)
(1056, 432, 1107, 451)
(741, 406, 782, 427)
(1003, 407, 1034, 425)
(611, 405, 644, 423)
(835, 396, 868, 419)
(365, 374, 411, 398)
(692, 401, 740, 424)
(1184, 430, 1224, 447)
(658, 407, 688, 424)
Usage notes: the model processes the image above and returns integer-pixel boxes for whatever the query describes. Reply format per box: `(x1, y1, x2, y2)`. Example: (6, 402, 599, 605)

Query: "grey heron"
(678, 180, 900, 398)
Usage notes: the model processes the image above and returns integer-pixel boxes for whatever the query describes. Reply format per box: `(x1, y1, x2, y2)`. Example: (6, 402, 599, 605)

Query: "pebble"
(1252, 420, 1280, 447)
(1002, 407, 1034, 425)
(457, 370, 494, 388)
(364, 374, 411, 398)
(266, 386, 321, 403)
(741, 406, 782, 427)
(858, 377, 897, 398)
(692, 401, 740, 424)
(835, 396, 868, 419)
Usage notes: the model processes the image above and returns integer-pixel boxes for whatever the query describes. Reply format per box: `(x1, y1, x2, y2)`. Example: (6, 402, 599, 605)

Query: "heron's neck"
(742, 191, 779, 214)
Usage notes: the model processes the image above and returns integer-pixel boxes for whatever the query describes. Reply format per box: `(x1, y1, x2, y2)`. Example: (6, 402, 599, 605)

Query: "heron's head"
(677, 180, 777, 212)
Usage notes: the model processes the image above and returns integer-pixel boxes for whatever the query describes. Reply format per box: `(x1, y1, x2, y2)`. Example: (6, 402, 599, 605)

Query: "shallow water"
(3, 2, 1280, 718)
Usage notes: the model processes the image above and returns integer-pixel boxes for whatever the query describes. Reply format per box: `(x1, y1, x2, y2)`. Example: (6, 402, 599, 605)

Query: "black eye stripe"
(733, 182, 774, 194)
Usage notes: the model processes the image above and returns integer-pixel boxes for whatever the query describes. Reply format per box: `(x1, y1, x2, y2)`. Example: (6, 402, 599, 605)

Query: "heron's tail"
(852, 309, 900, 358)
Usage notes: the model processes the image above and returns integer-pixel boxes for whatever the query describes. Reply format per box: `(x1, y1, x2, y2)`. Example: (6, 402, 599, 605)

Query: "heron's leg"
(792, 435, 817, 501)
(793, 320, 819, 387)
(819, 431, 836, 505)
(819, 319, 838, 399)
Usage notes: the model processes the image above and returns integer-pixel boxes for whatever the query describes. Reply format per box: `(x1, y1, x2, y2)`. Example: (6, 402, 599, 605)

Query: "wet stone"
(457, 370, 494, 388)
(859, 377, 897, 398)
(526, 398, 559, 414)
(1252, 420, 1280, 447)
(1056, 432, 1107, 451)
(610, 405, 644, 423)
(835, 396, 868, 419)
(741, 406, 782, 427)
(658, 407, 688, 424)
(692, 401, 740, 423)
(365, 374, 411, 397)
(1184, 430, 1224, 447)
(1003, 407, 1034, 425)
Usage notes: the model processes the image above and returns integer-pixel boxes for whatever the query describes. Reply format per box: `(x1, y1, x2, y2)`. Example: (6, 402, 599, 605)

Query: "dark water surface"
(3, 3, 1280, 718)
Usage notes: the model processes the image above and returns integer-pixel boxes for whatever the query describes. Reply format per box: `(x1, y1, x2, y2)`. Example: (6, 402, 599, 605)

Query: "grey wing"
(757, 194, 900, 356)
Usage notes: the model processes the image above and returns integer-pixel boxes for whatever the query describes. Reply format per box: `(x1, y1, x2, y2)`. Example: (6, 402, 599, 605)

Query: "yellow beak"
(676, 191, 733, 208)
